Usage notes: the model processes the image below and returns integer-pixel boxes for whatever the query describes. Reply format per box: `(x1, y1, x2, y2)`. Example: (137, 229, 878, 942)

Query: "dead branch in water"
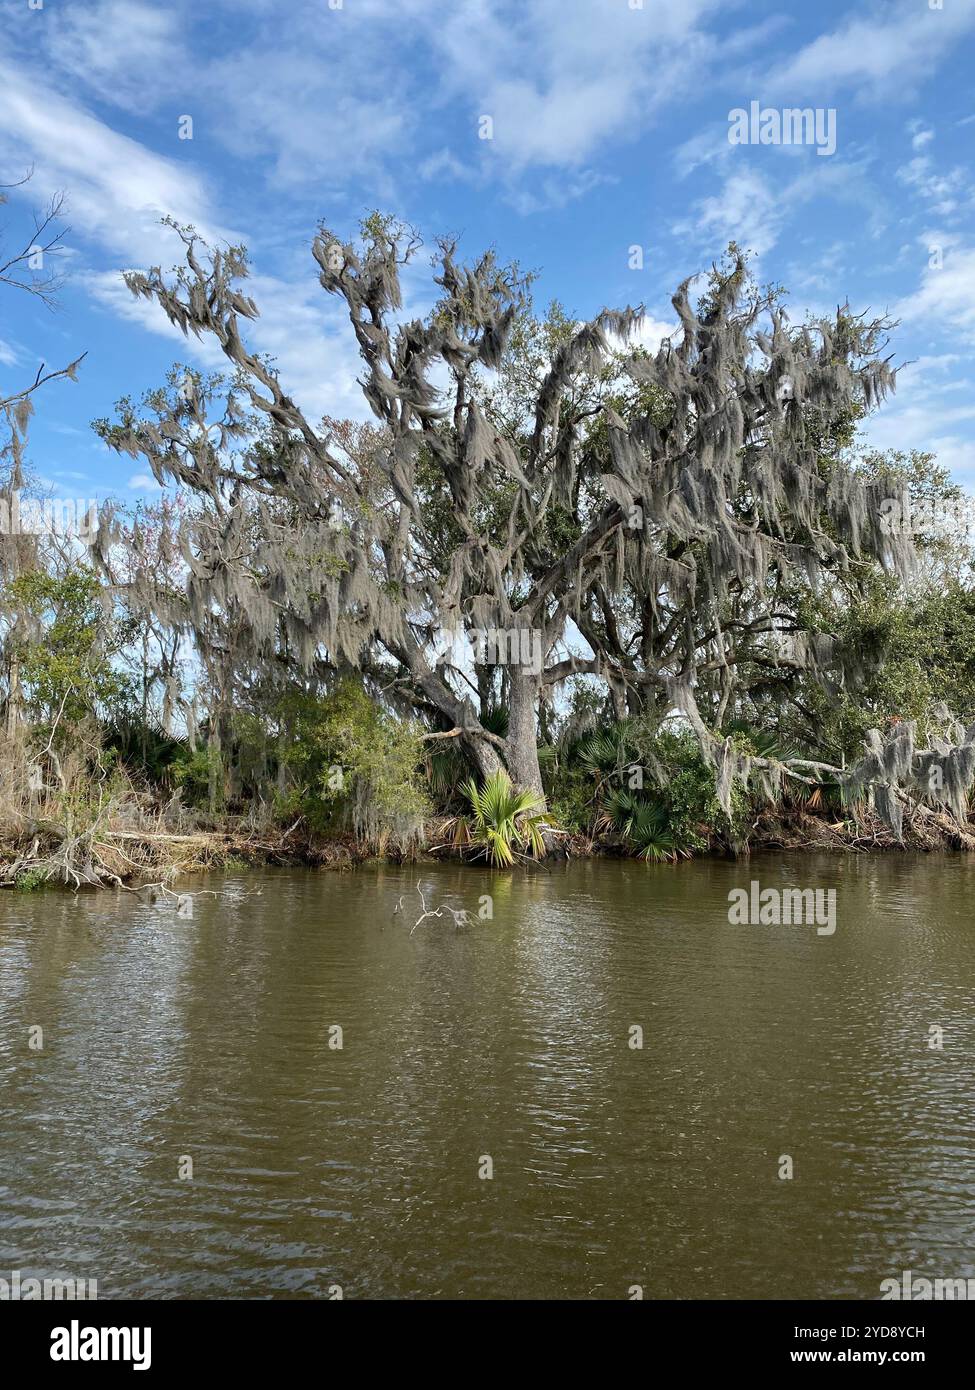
(393, 884, 472, 935)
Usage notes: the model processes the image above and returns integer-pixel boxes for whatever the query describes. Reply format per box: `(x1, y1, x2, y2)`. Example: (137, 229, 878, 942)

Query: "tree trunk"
(393, 636, 507, 786)
(6, 654, 22, 741)
(208, 724, 222, 815)
(276, 725, 290, 796)
(505, 669, 544, 799)
(475, 662, 494, 720)
(467, 734, 505, 782)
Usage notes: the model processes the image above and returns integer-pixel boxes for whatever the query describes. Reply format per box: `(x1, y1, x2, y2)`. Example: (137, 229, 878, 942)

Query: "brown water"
(1, 854, 973, 1300)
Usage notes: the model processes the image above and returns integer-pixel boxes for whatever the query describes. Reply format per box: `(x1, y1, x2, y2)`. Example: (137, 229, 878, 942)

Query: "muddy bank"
(3, 798, 973, 894)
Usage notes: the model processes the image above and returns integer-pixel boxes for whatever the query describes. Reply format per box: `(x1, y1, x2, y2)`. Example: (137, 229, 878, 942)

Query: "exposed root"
(750, 802, 975, 855)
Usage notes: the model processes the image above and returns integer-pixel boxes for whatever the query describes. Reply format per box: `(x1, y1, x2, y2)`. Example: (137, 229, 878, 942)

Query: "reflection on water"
(1, 853, 974, 1299)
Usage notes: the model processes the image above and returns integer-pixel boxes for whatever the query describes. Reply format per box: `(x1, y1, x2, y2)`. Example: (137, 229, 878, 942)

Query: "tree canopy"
(88, 214, 975, 838)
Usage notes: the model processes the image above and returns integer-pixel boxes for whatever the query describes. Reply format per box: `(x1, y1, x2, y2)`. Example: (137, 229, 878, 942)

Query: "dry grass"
(0, 734, 434, 891)
(0, 734, 245, 889)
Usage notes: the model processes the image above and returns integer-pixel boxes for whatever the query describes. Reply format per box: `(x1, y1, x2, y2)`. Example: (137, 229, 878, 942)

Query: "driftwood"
(393, 884, 472, 935)
(106, 831, 214, 845)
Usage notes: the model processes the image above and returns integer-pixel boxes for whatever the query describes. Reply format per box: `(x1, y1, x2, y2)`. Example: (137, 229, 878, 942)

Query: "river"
(1, 853, 973, 1299)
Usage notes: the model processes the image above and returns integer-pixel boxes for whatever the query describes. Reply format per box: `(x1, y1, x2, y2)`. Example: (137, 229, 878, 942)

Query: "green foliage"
(8, 569, 130, 731)
(546, 764, 594, 834)
(104, 713, 188, 784)
(603, 790, 681, 862)
(15, 866, 50, 892)
(661, 733, 744, 851)
(780, 571, 975, 765)
(577, 720, 640, 779)
(721, 721, 793, 763)
(170, 748, 218, 807)
(545, 719, 750, 856)
(423, 706, 509, 807)
(278, 679, 429, 842)
(461, 770, 549, 866)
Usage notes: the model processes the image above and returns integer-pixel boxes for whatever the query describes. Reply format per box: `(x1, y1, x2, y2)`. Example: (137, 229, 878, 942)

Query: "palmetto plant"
(602, 789, 686, 863)
(800, 768, 851, 815)
(722, 721, 794, 764)
(577, 720, 640, 782)
(103, 713, 189, 785)
(460, 770, 549, 867)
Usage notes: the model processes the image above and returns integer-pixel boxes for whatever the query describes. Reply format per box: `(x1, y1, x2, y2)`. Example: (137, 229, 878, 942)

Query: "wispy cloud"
(677, 157, 883, 262)
(897, 157, 972, 220)
(0, 60, 223, 264)
(763, 0, 975, 101)
(896, 234, 975, 345)
(41, 0, 189, 113)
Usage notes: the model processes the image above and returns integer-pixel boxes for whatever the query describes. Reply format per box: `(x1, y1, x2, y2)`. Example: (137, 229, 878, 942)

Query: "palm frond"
(462, 770, 550, 865)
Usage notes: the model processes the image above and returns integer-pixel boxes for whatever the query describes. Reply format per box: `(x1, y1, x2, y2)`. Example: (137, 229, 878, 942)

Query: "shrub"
(279, 679, 429, 844)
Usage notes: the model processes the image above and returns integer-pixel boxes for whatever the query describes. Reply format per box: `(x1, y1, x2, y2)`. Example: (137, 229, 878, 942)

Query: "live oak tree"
(97, 216, 975, 835)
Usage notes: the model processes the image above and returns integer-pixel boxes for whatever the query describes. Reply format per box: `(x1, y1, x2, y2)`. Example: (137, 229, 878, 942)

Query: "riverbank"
(3, 798, 974, 891)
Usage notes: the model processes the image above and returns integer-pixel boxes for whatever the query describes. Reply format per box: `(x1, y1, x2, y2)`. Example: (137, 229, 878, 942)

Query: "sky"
(1, 0, 974, 507)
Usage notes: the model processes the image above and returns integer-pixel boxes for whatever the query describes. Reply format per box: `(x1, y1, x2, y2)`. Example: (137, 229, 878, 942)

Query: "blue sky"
(1, 0, 974, 504)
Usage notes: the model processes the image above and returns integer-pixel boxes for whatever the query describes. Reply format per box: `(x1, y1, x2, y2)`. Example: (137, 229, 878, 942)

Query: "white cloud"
(0, 57, 378, 424)
(11, 0, 974, 230)
(84, 271, 227, 366)
(900, 354, 965, 379)
(627, 315, 678, 356)
(867, 407, 975, 481)
(673, 124, 732, 180)
(504, 170, 613, 217)
(678, 156, 884, 261)
(42, 1, 188, 112)
(865, 345, 975, 483)
(418, 149, 478, 184)
(764, 0, 975, 100)
(896, 157, 970, 218)
(104, 0, 743, 187)
(202, 45, 410, 188)
(0, 60, 224, 265)
(432, 0, 726, 172)
(685, 167, 784, 258)
(896, 235, 975, 344)
(245, 272, 367, 422)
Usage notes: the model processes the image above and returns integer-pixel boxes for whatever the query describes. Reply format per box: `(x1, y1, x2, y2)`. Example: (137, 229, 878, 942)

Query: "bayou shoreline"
(3, 800, 973, 893)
